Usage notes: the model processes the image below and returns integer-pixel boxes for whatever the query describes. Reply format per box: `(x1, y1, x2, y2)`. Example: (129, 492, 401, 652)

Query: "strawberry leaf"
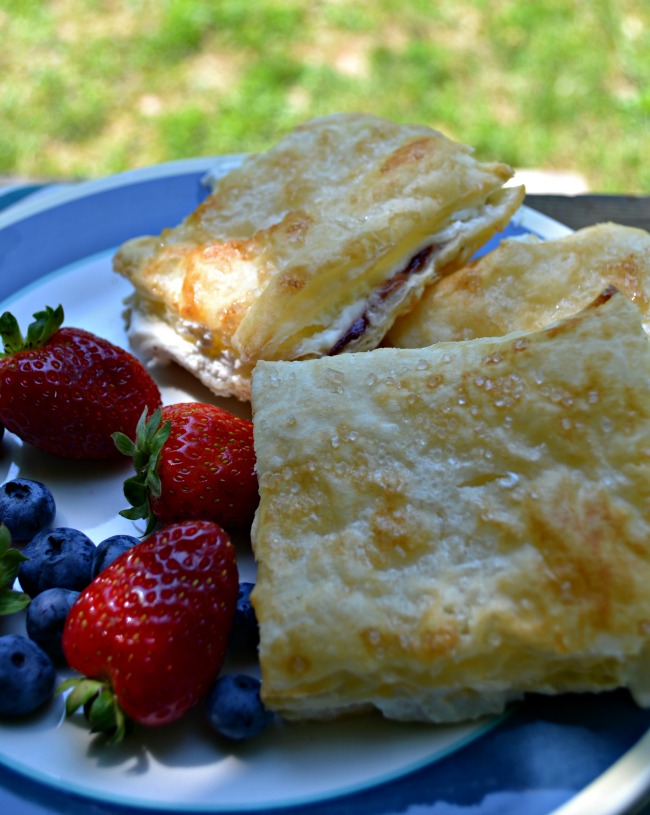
(87, 688, 118, 730)
(0, 523, 30, 615)
(25, 305, 65, 348)
(86, 687, 129, 743)
(0, 523, 11, 555)
(122, 475, 149, 510)
(112, 432, 136, 457)
(145, 468, 162, 497)
(114, 407, 172, 536)
(0, 589, 30, 614)
(58, 676, 105, 714)
(0, 547, 28, 583)
(0, 312, 22, 356)
(0, 305, 64, 356)
(57, 677, 130, 744)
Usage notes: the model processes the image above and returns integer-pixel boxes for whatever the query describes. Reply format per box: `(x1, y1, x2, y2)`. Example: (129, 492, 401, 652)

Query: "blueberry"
(0, 478, 56, 541)
(26, 587, 80, 663)
(228, 582, 259, 653)
(91, 534, 138, 579)
(18, 527, 95, 598)
(0, 634, 57, 717)
(206, 674, 273, 740)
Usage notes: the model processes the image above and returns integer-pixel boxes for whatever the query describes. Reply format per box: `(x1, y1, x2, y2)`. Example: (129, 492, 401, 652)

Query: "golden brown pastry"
(387, 222, 650, 347)
(114, 113, 524, 400)
(250, 288, 650, 723)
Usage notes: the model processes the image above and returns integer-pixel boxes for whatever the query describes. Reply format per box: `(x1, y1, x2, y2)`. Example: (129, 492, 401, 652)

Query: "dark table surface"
(524, 192, 650, 232)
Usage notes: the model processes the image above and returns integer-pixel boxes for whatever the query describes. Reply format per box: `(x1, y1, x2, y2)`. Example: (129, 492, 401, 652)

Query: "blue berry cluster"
(205, 582, 273, 740)
(0, 476, 273, 741)
(0, 478, 139, 717)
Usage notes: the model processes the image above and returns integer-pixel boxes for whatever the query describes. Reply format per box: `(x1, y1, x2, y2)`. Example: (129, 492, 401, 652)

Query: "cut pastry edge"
(260, 656, 650, 724)
(238, 184, 526, 361)
(259, 684, 522, 724)
(123, 297, 254, 401)
(387, 221, 650, 349)
(119, 184, 525, 402)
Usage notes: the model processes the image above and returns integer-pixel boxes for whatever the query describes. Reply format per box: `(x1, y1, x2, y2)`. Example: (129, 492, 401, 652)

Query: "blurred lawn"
(1, 0, 648, 192)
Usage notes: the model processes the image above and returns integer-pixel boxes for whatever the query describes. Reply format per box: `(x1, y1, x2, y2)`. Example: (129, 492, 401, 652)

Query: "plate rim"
(0, 156, 245, 229)
(0, 154, 571, 241)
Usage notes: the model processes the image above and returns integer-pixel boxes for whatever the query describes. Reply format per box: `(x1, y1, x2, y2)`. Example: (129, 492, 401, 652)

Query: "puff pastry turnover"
(114, 113, 523, 400)
(387, 222, 650, 347)
(250, 289, 650, 723)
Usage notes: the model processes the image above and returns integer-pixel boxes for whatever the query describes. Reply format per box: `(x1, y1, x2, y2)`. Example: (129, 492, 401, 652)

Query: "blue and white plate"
(0, 159, 649, 815)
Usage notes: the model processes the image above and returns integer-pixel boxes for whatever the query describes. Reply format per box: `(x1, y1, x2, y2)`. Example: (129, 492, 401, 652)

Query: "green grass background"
(1, 0, 649, 192)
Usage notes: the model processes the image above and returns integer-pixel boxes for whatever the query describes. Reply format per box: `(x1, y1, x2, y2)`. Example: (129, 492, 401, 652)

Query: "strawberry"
(113, 403, 258, 535)
(59, 520, 238, 740)
(0, 305, 161, 459)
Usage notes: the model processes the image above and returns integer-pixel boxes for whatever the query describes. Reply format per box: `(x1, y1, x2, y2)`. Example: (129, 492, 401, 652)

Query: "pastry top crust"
(250, 289, 650, 722)
(387, 222, 650, 347)
(114, 113, 521, 372)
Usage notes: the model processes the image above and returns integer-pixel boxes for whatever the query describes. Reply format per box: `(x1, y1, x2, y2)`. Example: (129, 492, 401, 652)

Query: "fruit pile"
(0, 306, 271, 743)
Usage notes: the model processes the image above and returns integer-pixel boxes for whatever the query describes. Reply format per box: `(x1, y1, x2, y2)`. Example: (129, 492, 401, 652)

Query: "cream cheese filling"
(298, 203, 501, 358)
(124, 191, 519, 387)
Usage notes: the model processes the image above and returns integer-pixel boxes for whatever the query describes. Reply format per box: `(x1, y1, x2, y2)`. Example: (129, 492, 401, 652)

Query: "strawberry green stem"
(0, 523, 30, 615)
(112, 407, 171, 536)
(0, 305, 64, 357)
(57, 676, 129, 744)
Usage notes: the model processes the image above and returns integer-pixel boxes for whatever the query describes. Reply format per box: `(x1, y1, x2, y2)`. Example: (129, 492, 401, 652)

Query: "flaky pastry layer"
(387, 222, 650, 347)
(114, 113, 523, 399)
(251, 289, 650, 723)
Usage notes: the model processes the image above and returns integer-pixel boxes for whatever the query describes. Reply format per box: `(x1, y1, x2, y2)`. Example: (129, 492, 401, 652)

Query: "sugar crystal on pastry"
(250, 288, 650, 723)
